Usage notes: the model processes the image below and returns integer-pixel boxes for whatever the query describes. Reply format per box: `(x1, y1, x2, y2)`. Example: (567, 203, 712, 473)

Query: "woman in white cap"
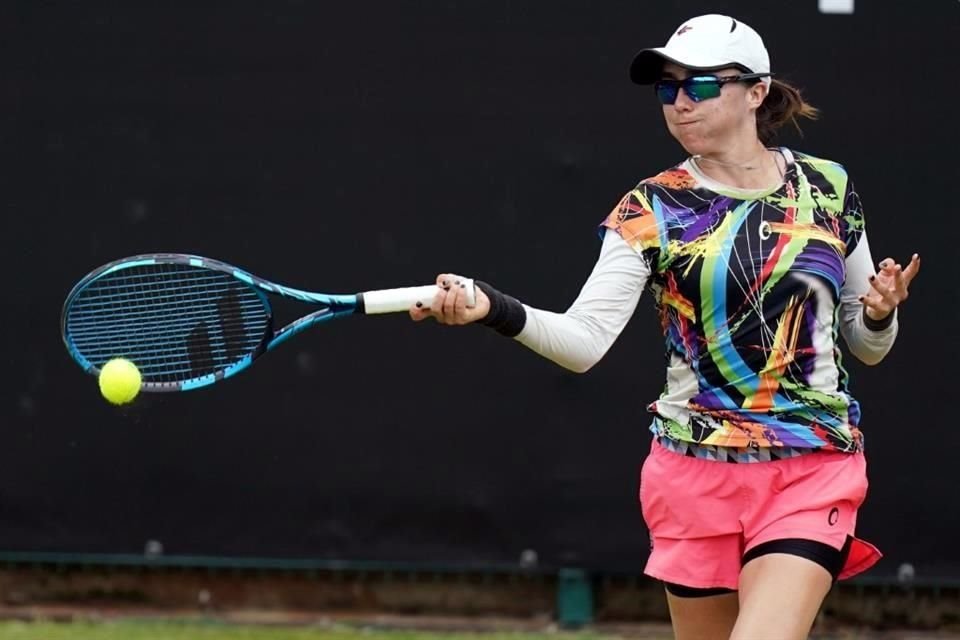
(412, 14, 920, 639)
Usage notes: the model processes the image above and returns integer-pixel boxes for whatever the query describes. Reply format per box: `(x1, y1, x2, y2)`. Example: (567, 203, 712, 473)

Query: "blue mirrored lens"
(654, 82, 678, 105)
(655, 77, 724, 105)
(685, 77, 722, 102)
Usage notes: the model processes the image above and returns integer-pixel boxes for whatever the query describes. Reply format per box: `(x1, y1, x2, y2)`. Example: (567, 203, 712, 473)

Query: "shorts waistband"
(655, 436, 820, 463)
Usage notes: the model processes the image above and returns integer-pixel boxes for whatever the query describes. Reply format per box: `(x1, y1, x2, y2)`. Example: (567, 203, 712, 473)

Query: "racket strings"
(65, 263, 271, 383)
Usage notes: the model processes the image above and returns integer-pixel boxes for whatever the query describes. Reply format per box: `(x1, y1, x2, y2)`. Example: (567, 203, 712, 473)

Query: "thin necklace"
(691, 149, 785, 179)
(691, 151, 765, 170)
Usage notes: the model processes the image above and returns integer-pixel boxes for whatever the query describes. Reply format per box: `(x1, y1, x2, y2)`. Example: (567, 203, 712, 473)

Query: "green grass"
(0, 620, 617, 640)
(0, 619, 949, 640)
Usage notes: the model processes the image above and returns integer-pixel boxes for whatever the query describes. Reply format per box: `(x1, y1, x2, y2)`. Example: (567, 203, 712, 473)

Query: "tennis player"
(411, 14, 919, 640)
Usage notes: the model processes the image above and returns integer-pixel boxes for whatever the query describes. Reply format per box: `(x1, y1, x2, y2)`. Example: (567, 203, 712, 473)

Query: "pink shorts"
(639, 438, 882, 590)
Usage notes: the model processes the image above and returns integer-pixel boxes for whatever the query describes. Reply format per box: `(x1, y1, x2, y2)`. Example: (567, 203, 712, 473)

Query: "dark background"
(4, 1, 957, 578)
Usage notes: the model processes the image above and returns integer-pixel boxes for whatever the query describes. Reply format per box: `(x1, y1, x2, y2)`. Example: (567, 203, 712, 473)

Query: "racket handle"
(360, 279, 476, 315)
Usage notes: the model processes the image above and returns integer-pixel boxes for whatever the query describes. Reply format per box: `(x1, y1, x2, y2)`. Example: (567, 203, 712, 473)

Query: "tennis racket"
(62, 253, 474, 392)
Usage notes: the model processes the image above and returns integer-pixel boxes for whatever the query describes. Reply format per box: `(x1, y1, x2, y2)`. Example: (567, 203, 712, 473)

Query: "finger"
(868, 275, 899, 307)
(877, 257, 895, 271)
(858, 293, 889, 315)
(442, 277, 461, 321)
(878, 263, 899, 282)
(430, 286, 448, 322)
(409, 301, 433, 322)
(453, 279, 469, 322)
(892, 265, 909, 299)
(901, 253, 921, 285)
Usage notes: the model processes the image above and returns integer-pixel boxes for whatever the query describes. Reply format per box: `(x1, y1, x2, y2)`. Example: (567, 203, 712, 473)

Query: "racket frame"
(63, 253, 473, 392)
(62, 254, 360, 392)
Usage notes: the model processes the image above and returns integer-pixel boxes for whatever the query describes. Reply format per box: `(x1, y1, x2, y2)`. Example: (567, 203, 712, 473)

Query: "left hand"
(860, 254, 921, 321)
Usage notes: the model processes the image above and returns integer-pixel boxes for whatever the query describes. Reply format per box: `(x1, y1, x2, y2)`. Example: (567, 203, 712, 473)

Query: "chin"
(667, 126, 705, 155)
(672, 134, 708, 157)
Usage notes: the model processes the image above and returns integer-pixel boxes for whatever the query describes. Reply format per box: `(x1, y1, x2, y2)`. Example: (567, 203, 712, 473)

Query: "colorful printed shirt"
(514, 149, 898, 453)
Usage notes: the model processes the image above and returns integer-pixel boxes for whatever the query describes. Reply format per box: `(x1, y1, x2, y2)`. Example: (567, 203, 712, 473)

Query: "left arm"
(837, 178, 920, 365)
(838, 232, 898, 365)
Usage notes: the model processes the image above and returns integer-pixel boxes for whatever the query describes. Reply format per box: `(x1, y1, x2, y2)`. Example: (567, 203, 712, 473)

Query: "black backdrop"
(4, 1, 958, 578)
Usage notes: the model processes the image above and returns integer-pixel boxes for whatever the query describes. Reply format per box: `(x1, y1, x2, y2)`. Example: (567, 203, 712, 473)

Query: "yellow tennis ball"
(98, 358, 142, 405)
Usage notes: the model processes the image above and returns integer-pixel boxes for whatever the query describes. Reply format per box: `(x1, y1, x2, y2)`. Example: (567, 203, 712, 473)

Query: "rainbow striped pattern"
(603, 151, 865, 452)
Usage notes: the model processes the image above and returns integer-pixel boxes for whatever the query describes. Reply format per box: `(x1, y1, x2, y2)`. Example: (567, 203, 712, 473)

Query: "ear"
(747, 82, 768, 110)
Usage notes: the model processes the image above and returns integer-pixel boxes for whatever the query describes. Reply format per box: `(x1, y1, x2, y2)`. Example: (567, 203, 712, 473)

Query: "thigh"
(731, 553, 832, 640)
(640, 441, 745, 589)
(742, 451, 882, 580)
(666, 588, 739, 640)
(744, 451, 867, 550)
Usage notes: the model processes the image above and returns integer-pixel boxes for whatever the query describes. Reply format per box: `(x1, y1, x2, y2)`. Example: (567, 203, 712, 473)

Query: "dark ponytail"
(757, 79, 819, 144)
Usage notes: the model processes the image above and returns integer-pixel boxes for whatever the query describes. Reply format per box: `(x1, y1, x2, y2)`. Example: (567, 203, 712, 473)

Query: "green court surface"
(0, 619, 955, 639)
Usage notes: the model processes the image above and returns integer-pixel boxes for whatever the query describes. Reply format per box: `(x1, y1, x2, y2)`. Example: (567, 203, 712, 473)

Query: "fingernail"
(415, 302, 422, 308)
(460, 283, 465, 288)
(454, 279, 461, 285)
(442, 280, 449, 286)
(869, 275, 875, 280)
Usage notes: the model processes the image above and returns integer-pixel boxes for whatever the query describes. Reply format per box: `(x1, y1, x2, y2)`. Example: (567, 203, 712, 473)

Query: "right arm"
(512, 229, 650, 372)
(412, 228, 651, 373)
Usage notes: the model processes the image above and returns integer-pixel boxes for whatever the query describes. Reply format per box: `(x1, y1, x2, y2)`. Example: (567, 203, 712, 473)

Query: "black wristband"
(475, 280, 526, 337)
(862, 307, 895, 331)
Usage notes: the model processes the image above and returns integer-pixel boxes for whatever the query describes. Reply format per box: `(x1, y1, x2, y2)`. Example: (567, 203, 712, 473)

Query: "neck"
(690, 139, 782, 190)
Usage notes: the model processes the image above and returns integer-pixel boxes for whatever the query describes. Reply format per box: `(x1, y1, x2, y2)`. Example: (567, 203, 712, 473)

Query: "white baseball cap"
(630, 15, 771, 85)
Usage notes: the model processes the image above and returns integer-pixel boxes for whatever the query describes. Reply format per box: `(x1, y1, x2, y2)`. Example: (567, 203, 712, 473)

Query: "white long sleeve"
(514, 229, 650, 373)
(838, 231, 898, 365)
(510, 228, 897, 372)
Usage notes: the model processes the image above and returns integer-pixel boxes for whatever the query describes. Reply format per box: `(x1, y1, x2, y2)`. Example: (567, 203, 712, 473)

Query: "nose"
(672, 87, 696, 112)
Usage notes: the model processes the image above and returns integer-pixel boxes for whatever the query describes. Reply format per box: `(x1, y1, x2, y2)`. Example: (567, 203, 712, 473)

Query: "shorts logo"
(828, 507, 840, 526)
(676, 25, 693, 36)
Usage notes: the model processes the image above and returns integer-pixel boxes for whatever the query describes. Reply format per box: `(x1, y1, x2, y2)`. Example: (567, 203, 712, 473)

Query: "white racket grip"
(360, 279, 476, 314)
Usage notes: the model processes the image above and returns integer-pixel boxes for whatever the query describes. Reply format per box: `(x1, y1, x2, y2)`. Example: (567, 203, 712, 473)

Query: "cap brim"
(629, 48, 751, 85)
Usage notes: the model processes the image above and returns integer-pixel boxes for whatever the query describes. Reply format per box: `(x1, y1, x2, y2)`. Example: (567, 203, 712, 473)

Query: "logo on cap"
(676, 25, 693, 36)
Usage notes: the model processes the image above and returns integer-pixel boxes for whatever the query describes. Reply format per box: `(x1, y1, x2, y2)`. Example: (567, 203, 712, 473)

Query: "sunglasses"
(654, 73, 771, 105)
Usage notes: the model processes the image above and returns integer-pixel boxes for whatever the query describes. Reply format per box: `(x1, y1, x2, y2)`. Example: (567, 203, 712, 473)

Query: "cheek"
(718, 93, 752, 123)
(687, 103, 724, 129)
(696, 102, 740, 132)
(662, 108, 680, 134)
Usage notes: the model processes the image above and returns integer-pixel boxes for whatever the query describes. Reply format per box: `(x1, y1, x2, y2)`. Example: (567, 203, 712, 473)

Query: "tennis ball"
(98, 358, 142, 405)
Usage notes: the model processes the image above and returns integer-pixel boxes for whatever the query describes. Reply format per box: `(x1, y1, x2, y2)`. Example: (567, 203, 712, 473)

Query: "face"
(659, 62, 768, 156)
